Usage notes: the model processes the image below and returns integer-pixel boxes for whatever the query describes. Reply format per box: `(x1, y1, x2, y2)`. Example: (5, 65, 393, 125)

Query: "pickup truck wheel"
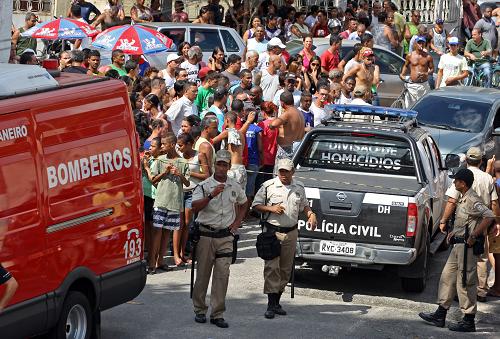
(51, 291, 92, 339)
(401, 235, 429, 293)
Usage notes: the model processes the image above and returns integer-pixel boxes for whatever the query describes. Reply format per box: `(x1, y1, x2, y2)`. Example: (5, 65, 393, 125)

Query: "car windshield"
(299, 133, 415, 176)
(413, 96, 490, 133)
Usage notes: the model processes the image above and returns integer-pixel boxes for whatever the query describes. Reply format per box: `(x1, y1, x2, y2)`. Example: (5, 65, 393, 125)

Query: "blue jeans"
(475, 62, 492, 88)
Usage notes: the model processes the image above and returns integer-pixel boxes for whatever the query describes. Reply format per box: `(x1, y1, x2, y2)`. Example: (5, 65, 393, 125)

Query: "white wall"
(1, 0, 13, 63)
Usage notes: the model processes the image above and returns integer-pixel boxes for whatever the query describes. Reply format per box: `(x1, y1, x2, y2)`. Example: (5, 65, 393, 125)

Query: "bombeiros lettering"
(47, 147, 132, 188)
(0, 125, 28, 142)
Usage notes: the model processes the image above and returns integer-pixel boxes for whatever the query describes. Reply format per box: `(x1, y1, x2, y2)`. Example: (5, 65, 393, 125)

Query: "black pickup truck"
(293, 105, 449, 292)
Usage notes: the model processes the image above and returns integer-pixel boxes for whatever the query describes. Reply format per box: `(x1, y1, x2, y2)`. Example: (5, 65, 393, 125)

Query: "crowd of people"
(6, 0, 500, 315)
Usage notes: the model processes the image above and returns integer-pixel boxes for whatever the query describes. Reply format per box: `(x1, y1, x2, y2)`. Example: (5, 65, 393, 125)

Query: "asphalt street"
(102, 218, 500, 338)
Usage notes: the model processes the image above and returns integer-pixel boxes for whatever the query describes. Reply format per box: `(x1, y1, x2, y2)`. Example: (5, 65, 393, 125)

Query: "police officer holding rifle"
(419, 169, 498, 332)
(191, 150, 248, 329)
(252, 158, 317, 319)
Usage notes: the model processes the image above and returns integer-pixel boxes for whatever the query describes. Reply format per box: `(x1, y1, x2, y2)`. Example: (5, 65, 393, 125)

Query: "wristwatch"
(207, 193, 213, 200)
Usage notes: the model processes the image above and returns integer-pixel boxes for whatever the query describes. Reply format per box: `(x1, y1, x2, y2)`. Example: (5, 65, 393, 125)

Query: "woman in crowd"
(175, 133, 210, 264)
(177, 42, 191, 62)
(299, 36, 316, 70)
(287, 55, 303, 89)
(130, 0, 153, 23)
(208, 46, 226, 72)
(143, 93, 161, 119)
(180, 115, 201, 136)
(290, 12, 310, 41)
(242, 16, 263, 43)
(303, 55, 321, 95)
(59, 51, 71, 71)
(372, 12, 399, 52)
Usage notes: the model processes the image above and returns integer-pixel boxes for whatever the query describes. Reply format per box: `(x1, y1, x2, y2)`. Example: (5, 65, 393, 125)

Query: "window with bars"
(13, 0, 52, 14)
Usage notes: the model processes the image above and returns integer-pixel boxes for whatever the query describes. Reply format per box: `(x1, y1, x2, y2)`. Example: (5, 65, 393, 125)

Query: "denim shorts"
(184, 191, 193, 209)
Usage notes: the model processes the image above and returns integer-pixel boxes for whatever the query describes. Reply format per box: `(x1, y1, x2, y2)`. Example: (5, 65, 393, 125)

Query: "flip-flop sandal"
(182, 257, 193, 264)
(147, 267, 156, 275)
(486, 291, 500, 298)
(157, 264, 172, 272)
(175, 258, 185, 267)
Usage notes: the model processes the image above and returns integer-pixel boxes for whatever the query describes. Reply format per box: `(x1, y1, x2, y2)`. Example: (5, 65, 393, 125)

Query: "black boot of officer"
(274, 292, 286, 315)
(418, 306, 447, 327)
(264, 294, 277, 319)
(448, 314, 476, 332)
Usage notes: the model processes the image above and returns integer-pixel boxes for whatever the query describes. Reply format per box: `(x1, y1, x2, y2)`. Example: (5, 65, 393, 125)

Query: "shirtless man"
(195, 116, 219, 174)
(213, 111, 256, 190)
(343, 48, 380, 102)
(270, 91, 305, 168)
(399, 35, 434, 108)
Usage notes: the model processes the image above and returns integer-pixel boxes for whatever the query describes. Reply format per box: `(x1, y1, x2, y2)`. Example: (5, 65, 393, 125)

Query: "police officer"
(191, 150, 248, 328)
(419, 168, 496, 332)
(439, 147, 499, 302)
(252, 158, 317, 319)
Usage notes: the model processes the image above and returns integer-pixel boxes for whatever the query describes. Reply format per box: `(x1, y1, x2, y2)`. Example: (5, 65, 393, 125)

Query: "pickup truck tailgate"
(299, 187, 412, 246)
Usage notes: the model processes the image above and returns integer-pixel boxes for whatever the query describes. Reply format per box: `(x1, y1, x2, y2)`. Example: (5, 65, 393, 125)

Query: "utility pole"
(0, 0, 13, 63)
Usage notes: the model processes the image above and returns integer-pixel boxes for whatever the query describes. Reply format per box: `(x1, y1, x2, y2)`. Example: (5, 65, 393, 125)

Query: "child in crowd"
(147, 133, 190, 274)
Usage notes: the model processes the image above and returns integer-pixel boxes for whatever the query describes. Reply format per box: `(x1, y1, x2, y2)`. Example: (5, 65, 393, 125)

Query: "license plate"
(319, 240, 356, 256)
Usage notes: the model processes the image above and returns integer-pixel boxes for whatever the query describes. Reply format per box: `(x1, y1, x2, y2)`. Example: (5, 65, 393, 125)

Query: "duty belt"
(449, 236, 466, 245)
(199, 224, 232, 238)
(263, 222, 298, 234)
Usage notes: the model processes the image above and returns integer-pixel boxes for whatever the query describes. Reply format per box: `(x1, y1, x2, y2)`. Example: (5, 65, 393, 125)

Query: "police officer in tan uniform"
(439, 147, 499, 302)
(191, 150, 248, 328)
(419, 169, 496, 332)
(252, 158, 317, 319)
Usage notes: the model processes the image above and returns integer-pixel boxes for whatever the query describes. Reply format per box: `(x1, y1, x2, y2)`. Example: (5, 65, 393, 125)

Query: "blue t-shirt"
(300, 108, 314, 127)
(246, 124, 262, 165)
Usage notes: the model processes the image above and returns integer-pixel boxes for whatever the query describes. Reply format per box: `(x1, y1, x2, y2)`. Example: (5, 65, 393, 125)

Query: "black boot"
(418, 306, 447, 328)
(448, 314, 476, 332)
(274, 292, 287, 316)
(264, 294, 276, 319)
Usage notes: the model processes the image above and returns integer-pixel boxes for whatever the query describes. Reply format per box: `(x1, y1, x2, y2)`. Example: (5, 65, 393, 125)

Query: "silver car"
(286, 38, 405, 106)
(139, 22, 246, 68)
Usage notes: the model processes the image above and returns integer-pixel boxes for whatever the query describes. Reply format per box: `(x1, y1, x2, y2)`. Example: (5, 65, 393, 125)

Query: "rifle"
(462, 225, 469, 288)
(190, 222, 200, 299)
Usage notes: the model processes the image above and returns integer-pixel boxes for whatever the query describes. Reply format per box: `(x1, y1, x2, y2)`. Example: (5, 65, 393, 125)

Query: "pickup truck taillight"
(406, 203, 418, 237)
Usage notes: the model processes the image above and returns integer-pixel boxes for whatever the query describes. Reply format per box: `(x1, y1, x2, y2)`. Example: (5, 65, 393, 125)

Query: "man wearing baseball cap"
(435, 37, 469, 88)
(159, 54, 181, 89)
(257, 37, 286, 72)
(419, 167, 497, 332)
(439, 147, 499, 304)
(252, 158, 317, 319)
(399, 33, 434, 107)
(343, 47, 380, 104)
(272, 72, 302, 107)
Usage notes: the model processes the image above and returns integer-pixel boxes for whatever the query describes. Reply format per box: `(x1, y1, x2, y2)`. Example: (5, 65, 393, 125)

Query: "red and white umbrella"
(92, 24, 174, 55)
(21, 17, 99, 39)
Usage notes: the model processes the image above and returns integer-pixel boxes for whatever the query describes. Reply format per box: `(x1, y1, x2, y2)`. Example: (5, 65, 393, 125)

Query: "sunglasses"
(310, 63, 320, 66)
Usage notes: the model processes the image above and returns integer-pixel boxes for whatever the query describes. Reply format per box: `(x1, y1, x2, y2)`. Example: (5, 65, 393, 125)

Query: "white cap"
(268, 37, 286, 49)
(21, 48, 36, 55)
(167, 53, 181, 63)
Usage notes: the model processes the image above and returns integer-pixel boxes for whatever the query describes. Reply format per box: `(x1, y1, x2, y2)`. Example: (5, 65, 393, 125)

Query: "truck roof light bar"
(325, 104, 418, 118)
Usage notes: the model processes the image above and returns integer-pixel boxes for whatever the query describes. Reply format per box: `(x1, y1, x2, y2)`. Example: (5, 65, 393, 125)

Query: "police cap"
(449, 168, 474, 187)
